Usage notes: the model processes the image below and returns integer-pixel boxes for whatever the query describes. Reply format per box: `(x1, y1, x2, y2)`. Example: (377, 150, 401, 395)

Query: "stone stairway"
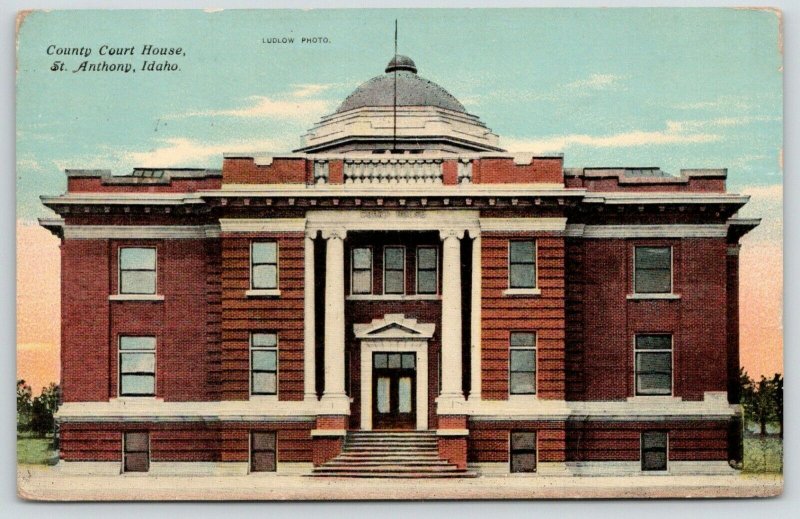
(311, 431, 477, 478)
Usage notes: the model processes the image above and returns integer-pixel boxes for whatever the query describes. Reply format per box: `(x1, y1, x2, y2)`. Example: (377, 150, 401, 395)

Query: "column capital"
(439, 228, 466, 241)
(320, 228, 348, 240)
(305, 229, 319, 240)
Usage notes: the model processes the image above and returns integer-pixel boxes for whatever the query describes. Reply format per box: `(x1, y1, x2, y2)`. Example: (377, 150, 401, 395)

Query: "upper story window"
(634, 246, 672, 294)
(251, 241, 278, 290)
(509, 332, 536, 395)
(119, 336, 156, 397)
(251, 332, 278, 396)
(634, 334, 673, 396)
(351, 247, 373, 294)
(509, 241, 537, 289)
(416, 246, 438, 295)
(383, 246, 406, 295)
(641, 431, 668, 471)
(119, 247, 156, 294)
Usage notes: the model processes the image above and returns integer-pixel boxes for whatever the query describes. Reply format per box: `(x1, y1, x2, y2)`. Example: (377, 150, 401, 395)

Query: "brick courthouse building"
(41, 55, 758, 477)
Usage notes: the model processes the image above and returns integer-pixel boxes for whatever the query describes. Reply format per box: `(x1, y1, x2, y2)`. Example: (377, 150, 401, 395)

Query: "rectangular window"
(250, 432, 277, 472)
(119, 336, 156, 397)
(383, 246, 405, 295)
(251, 333, 278, 395)
(351, 247, 373, 294)
(123, 432, 150, 473)
(509, 332, 536, 395)
(510, 432, 537, 473)
(641, 431, 668, 471)
(634, 246, 672, 294)
(509, 241, 536, 289)
(119, 247, 156, 294)
(416, 246, 438, 295)
(251, 241, 278, 290)
(635, 335, 673, 396)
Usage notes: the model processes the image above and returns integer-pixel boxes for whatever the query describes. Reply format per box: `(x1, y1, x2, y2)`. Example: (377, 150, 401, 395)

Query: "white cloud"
(667, 115, 780, 132)
(502, 123, 720, 154)
(565, 73, 626, 91)
(173, 95, 332, 122)
(118, 137, 293, 168)
(290, 83, 334, 98)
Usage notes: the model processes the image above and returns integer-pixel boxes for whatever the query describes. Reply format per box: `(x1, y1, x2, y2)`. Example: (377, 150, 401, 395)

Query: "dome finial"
(386, 55, 417, 74)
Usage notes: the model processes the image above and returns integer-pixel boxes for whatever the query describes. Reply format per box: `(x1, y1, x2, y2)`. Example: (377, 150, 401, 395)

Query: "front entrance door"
(372, 352, 416, 430)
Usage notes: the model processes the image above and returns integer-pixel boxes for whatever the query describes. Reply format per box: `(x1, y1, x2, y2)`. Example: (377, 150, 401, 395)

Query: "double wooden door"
(372, 352, 416, 430)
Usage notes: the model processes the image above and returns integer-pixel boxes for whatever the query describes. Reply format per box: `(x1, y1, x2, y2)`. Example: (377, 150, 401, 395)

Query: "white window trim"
(415, 245, 439, 296)
(118, 246, 158, 296)
(382, 245, 406, 295)
(250, 240, 279, 291)
(350, 245, 373, 295)
(118, 336, 156, 398)
(507, 239, 538, 293)
(250, 332, 279, 398)
(631, 245, 675, 297)
(640, 431, 670, 473)
(509, 332, 537, 396)
(633, 334, 674, 397)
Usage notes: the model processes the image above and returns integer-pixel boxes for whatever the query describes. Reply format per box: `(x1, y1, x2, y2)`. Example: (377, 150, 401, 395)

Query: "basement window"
(641, 431, 668, 472)
(123, 432, 150, 473)
(251, 431, 277, 472)
(510, 432, 537, 473)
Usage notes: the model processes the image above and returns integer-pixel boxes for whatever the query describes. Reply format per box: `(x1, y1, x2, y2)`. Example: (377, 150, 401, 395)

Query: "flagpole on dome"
(393, 19, 398, 153)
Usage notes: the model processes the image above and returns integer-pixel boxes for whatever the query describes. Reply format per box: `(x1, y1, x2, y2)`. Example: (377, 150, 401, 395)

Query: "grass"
(743, 435, 783, 474)
(17, 433, 58, 466)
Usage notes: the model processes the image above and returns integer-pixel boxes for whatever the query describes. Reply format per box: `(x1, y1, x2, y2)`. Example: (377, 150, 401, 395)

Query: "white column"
(469, 231, 482, 401)
(303, 232, 317, 401)
(438, 228, 465, 404)
(320, 228, 350, 411)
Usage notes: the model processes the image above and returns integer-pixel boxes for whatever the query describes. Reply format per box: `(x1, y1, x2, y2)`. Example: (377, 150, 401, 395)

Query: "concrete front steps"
(311, 431, 477, 478)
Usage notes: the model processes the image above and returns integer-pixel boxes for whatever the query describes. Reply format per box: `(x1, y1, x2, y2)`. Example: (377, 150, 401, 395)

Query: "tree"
(772, 373, 783, 439)
(16, 379, 33, 432)
(29, 383, 60, 437)
(743, 376, 777, 437)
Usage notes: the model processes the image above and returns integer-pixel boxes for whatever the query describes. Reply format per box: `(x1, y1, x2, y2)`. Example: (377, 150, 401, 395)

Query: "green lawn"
(743, 435, 783, 474)
(17, 434, 58, 465)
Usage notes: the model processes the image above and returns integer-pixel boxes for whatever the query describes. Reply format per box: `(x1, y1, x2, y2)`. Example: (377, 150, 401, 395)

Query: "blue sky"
(16, 8, 782, 221)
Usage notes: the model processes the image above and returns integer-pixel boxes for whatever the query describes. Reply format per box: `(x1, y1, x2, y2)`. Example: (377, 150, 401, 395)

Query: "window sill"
(110, 397, 163, 404)
(246, 289, 281, 298)
(503, 288, 541, 297)
(627, 395, 681, 402)
(626, 293, 681, 300)
(249, 394, 279, 401)
(346, 294, 441, 301)
(109, 294, 164, 302)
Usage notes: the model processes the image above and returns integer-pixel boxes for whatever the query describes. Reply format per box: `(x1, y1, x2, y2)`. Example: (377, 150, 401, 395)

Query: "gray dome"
(336, 56, 466, 114)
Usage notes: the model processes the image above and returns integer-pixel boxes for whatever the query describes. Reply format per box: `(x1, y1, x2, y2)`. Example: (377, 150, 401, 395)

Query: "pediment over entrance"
(354, 314, 435, 340)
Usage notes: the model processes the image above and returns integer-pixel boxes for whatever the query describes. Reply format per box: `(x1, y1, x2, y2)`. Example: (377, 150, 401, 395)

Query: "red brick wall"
(220, 233, 305, 401)
(59, 422, 313, 463)
(480, 233, 565, 400)
(222, 158, 309, 184)
(566, 175, 725, 193)
(564, 421, 729, 462)
(62, 235, 220, 403)
(468, 420, 729, 463)
(726, 248, 740, 403)
(107, 239, 213, 401)
(61, 239, 111, 402)
(473, 158, 563, 184)
(568, 238, 728, 401)
(468, 420, 566, 463)
(67, 177, 221, 193)
(438, 437, 467, 469)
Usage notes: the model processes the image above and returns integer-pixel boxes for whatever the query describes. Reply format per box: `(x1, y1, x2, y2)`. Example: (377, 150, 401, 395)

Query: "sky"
(15, 8, 783, 392)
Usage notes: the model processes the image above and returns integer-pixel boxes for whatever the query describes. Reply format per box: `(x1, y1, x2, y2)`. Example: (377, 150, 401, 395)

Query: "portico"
(303, 209, 481, 426)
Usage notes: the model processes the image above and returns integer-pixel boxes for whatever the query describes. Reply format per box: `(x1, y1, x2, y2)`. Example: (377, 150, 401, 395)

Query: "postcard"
(15, 8, 783, 500)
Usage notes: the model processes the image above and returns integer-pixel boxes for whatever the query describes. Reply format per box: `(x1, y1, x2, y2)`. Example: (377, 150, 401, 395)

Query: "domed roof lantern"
(385, 55, 417, 74)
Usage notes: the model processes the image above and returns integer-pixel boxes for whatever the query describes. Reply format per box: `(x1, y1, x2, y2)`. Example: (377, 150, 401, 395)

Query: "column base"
(435, 393, 467, 414)
(318, 393, 351, 415)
